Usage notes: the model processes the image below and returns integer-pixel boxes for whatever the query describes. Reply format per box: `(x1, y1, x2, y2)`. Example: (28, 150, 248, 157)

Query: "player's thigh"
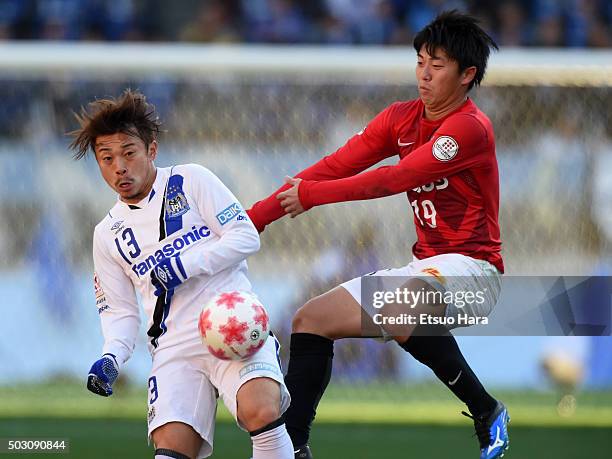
(236, 377, 281, 432)
(409, 253, 502, 321)
(148, 345, 217, 459)
(151, 421, 202, 459)
(292, 285, 364, 339)
(348, 262, 454, 342)
(384, 276, 446, 343)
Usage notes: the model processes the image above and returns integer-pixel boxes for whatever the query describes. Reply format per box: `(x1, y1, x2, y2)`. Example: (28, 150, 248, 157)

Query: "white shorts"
(147, 334, 290, 459)
(341, 253, 502, 339)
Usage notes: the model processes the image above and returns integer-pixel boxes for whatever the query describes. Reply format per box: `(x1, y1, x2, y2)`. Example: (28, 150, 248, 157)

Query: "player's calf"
(249, 417, 293, 459)
(284, 286, 363, 453)
(398, 324, 497, 417)
(293, 444, 313, 459)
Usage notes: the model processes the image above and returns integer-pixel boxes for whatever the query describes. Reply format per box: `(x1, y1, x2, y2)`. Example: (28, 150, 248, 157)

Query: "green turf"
(2, 381, 612, 427)
(1, 381, 611, 457)
(0, 418, 610, 458)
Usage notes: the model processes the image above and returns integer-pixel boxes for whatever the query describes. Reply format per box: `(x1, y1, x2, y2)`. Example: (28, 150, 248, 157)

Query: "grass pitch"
(1, 381, 611, 458)
(1, 418, 610, 458)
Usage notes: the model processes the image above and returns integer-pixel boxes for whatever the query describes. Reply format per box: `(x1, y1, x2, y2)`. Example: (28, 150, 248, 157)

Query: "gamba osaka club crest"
(166, 190, 189, 218)
(165, 176, 190, 218)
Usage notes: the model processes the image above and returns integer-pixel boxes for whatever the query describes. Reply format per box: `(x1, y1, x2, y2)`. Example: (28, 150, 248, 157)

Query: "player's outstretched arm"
(247, 105, 398, 232)
(285, 114, 490, 210)
(276, 176, 305, 218)
(90, 228, 141, 386)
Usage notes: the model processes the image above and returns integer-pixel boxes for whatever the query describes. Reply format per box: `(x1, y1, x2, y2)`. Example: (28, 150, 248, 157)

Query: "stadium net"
(1, 43, 610, 391)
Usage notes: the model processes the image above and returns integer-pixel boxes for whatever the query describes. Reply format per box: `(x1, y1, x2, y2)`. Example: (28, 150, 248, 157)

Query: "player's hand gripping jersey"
(249, 98, 503, 273)
(93, 164, 259, 365)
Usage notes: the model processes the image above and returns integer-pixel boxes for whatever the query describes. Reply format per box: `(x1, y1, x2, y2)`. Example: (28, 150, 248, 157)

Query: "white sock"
(251, 424, 294, 459)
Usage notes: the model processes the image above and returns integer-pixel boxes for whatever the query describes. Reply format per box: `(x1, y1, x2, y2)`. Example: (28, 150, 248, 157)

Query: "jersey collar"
(116, 167, 166, 210)
(420, 97, 474, 127)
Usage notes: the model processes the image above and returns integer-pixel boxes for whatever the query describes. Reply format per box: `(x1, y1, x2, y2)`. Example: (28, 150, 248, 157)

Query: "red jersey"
(248, 98, 503, 273)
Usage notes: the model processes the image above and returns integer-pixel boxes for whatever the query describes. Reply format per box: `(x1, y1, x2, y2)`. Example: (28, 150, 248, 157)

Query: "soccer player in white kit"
(70, 90, 293, 459)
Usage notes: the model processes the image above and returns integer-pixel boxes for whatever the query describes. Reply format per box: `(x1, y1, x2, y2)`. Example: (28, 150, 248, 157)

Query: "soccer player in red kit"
(248, 11, 510, 459)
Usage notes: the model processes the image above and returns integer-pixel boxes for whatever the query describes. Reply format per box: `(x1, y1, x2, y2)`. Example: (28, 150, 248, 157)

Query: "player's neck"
(424, 95, 468, 121)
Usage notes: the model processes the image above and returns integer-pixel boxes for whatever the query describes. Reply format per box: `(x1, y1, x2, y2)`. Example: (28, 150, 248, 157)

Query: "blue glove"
(87, 354, 119, 397)
(150, 255, 188, 296)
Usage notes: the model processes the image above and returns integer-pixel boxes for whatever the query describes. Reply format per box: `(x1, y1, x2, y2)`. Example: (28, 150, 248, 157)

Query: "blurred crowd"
(1, 0, 611, 47)
(0, 2, 611, 283)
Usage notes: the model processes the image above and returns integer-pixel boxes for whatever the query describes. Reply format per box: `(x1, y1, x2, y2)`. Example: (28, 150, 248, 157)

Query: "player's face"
(416, 45, 475, 111)
(95, 132, 158, 204)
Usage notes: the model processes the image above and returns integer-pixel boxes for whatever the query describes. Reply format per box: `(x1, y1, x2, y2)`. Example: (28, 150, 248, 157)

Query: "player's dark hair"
(69, 89, 162, 160)
(413, 10, 498, 90)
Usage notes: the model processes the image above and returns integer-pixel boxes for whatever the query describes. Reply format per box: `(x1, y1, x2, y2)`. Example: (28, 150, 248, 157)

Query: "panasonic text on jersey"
(131, 225, 210, 277)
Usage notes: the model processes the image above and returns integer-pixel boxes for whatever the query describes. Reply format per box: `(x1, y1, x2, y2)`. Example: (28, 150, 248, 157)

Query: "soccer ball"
(198, 290, 270, 360)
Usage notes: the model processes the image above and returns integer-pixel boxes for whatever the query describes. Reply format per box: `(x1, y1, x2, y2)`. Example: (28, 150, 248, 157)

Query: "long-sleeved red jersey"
(248, 98, 503, 273)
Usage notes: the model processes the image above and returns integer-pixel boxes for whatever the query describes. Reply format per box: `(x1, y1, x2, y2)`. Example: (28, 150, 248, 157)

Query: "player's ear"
(461, 66, 477, 87)
(148, 140, 158, 160)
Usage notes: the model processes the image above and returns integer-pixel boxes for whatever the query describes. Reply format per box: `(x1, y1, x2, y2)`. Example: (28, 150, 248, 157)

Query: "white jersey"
(92, 164, 260, 365)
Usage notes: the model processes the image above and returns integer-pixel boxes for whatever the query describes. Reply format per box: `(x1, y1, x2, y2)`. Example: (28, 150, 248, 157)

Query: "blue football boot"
(463, 401, 510, 459)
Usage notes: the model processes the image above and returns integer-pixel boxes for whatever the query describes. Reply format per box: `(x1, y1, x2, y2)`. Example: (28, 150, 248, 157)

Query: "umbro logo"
(156, 267, 168, 282)
(110, 220, 125, 235)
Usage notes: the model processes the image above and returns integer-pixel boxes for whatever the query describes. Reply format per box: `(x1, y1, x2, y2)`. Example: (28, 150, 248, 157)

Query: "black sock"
(400, 325, 497, 417)
(284, 332, 334, 448)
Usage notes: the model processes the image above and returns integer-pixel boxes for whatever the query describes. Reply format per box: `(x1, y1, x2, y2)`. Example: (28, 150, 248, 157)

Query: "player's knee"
(292, 300, 321, 333)
(291, 307, 307, 332)
(238, 400, 281, 432)
(151, 423, 200, 459)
